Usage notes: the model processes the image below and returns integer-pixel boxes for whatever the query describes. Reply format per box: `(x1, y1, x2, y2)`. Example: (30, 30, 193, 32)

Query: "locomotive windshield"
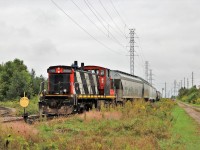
(49, 74, 70, 94)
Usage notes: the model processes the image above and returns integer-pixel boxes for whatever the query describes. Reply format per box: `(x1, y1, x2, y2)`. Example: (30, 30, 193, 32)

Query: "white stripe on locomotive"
(85, 73, 93, 94)
(76, 71, 85, 94)
(92, 74, 99, 95)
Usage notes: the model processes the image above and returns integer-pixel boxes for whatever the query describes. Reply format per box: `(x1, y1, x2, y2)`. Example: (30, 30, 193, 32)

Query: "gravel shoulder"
(177, 101, 200, 125)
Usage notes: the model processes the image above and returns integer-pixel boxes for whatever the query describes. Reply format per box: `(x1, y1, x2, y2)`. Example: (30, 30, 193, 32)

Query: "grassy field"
(0, 99, 200, 150)
(0, 96, 39, 116)
(171, 106, 200, 149)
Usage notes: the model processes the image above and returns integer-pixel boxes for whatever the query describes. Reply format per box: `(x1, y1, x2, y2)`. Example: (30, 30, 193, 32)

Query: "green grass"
(34, 100, 177, 149)
(160, 105, 200, 150)
(0, 96, 39, 116)
(190, 103, 200, 108)
(1, 99, 200, 149)
(173, 106, 200, 149)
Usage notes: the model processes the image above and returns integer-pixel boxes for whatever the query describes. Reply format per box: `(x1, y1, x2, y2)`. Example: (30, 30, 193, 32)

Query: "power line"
(83, 0, 109, 34)
(99, 0, 127, 38)
(109, 0, 128, 26)
(51, 0, 123, 55)
(135, 33, 146, 61)
(109, 0, 129, 34)
(71, 0, 107, 37)
(84, 0, 120, 36)
(83, 0, 128, 49)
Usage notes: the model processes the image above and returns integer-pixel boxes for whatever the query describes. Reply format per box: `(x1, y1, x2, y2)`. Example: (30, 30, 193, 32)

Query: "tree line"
(177, 86, 200, 104)
(0, 58, 45, 101)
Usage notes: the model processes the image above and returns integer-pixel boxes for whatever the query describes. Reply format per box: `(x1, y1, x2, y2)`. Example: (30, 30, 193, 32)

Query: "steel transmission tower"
(149, 69, 153, 85)
(174, 80, 177, 96)
(129, 29, 135, 75)
(187, 78, 189, 89)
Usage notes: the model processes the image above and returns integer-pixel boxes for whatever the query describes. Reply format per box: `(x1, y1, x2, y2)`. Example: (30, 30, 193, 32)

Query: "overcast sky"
(0, 0, 200, 96)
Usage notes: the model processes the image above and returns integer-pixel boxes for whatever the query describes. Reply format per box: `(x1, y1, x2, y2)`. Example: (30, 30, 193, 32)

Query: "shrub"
(194, 98, 200, 104)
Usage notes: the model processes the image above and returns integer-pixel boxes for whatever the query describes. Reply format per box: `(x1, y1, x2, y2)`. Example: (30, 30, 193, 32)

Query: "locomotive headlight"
(63, 89, 67, 93)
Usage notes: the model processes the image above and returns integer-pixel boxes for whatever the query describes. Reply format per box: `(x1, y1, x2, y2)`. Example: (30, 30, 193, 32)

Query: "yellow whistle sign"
(20, 92, 29, 108)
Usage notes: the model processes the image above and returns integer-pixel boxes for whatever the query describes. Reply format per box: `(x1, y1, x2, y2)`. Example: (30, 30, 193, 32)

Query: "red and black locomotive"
(39, 61, 115, 115)
(39, 61, 160, 115)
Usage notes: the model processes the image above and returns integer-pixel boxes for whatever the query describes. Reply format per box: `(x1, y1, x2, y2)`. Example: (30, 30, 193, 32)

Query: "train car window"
(86, 69, 99, 75)
(89, 70, 95, 73)
(100, 70, 104, 76)
(107, 70, 110, 77)
(96, 70, 99, 75)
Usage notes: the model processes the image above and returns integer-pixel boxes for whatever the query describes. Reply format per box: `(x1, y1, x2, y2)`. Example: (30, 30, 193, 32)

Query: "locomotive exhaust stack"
(81, 62, 84, 70)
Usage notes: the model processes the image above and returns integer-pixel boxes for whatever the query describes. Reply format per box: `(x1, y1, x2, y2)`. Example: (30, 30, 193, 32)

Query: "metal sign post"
(19, 92, 29, 121)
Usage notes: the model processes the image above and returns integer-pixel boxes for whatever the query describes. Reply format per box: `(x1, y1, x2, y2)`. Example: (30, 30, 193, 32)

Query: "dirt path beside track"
(0, 106, 16, 117)
(0, 106, 23, 123)
(177, 101, 200, 125)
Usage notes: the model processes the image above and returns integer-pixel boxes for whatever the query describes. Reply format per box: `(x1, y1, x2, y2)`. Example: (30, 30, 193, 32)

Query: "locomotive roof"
(84, 65, 110, 70)
(48, 65, 71, 69)
(48, 65, 98, 74)
(111, 70, 153, 86)
(111, 70, 142, 82)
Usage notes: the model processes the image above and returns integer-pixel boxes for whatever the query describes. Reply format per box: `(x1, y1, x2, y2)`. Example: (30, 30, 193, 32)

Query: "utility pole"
(165, 82, 167, 98)
(149, 69, 153, 85)
(181, 80, 182, 88)
(171, 88, 173, 98)
(174, 80, 177, 96)
(129, 29, 135, 75)
(192, 72, 194, 87)
(187, 78, 189, 89)
(184, 77, 185, 88)
(145, 61, 149, 81)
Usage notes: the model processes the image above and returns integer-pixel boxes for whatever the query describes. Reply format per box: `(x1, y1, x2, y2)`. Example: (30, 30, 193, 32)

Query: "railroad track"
(0, 106, 24, 123)
(1, 113, 77, 124)
(0, 106, 10, 116)
(0, 105, 78, 124)
(24, 113, 77, 124)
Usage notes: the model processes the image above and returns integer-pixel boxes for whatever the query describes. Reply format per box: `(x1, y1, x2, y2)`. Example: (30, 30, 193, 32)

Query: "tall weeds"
(0, 99, 177, 150)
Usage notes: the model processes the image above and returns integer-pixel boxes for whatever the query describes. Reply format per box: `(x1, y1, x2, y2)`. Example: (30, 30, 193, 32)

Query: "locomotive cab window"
(87, 69, 99, 75)
(100, 70, 105, 76)
(49, 73, 70, 94)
